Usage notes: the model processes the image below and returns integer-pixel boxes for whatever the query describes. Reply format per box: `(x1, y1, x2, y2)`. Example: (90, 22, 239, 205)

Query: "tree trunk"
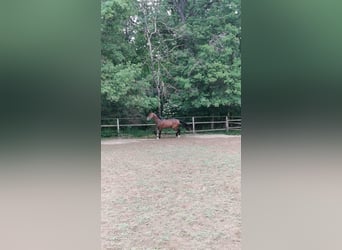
(173, 0, 187, 23)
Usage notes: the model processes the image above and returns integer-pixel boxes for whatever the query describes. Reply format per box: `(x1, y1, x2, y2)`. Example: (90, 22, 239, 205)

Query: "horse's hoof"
(177, 135, 180, 138)
(156, 137, 159, 140)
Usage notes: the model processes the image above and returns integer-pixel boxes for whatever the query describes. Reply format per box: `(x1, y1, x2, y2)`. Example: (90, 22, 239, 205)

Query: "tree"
(101, 0, 158, 118)
(101, 0, 241, 119)
(165, 0, 241, 116)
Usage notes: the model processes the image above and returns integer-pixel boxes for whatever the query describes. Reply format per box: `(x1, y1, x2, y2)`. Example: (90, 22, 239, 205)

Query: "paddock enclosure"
(101, 135, 241, 249)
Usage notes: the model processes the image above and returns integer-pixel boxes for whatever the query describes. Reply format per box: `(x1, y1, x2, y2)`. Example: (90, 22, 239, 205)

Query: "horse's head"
(146, 112, 154, 121)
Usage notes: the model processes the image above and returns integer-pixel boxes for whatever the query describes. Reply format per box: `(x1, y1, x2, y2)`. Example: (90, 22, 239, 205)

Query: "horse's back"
(158, 118, 179, 129)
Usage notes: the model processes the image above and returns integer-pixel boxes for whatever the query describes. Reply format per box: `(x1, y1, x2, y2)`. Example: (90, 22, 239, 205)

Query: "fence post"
(192, 117, 195, 134)
(116, 118, 120, 135)
(225, 116, 229, 132)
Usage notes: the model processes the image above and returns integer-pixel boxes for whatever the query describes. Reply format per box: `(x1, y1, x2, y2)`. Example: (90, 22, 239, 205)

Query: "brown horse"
(146, 112, 191, 139)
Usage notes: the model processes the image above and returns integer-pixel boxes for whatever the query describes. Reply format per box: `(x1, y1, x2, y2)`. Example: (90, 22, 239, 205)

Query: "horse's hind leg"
(176, 128, 181, 138)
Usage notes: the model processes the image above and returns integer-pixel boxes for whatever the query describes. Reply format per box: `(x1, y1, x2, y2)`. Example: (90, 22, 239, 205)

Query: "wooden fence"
(101, 116, 241, 136)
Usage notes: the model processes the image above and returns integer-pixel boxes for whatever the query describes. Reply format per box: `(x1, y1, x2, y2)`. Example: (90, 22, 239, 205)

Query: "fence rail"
(101, 116, 241, 136)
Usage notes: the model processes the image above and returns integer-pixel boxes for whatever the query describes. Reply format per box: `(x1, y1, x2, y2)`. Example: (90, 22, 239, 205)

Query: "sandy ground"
(101, 135, 241, 249)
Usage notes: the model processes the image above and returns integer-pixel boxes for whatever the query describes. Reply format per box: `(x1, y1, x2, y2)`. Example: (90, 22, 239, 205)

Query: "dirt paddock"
(101, 135, 241, 249)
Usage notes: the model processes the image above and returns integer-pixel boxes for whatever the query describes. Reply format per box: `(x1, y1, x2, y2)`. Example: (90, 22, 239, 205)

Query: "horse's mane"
(156, 113, 163, 120)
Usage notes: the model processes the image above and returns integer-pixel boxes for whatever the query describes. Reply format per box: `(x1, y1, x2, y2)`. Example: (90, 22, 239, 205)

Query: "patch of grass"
(194, 130, 241, 135)
(101, 128, 117, 137)
(101, 127, 155, 138)
(101, 124, 241, 138)
(122, 127, 153, 137)
(225, 130, 241, 135)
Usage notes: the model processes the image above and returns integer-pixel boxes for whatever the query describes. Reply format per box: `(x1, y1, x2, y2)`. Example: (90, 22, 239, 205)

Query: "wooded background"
(101, 0, 241, 119)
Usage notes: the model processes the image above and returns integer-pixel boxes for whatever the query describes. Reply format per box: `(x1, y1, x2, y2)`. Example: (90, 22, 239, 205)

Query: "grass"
(101, 127, 240, 138)
(101, 127, 154, 138)
(101, 128, 118, 137)
(196, 129, 241, 136)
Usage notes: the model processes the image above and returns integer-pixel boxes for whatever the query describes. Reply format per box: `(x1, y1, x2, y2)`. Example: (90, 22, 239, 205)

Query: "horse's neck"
(152, 115, 161, 124)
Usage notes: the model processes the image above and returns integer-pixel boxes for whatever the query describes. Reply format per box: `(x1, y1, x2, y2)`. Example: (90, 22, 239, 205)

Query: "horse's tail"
(179, 120, 191, 131)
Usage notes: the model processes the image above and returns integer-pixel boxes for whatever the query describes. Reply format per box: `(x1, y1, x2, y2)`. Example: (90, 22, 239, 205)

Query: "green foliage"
(101, 127, 118, 137)
(101, 0, 241, 118)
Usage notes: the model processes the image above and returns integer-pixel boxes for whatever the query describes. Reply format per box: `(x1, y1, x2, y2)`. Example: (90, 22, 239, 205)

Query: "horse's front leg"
(156, 128, 160, 139)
